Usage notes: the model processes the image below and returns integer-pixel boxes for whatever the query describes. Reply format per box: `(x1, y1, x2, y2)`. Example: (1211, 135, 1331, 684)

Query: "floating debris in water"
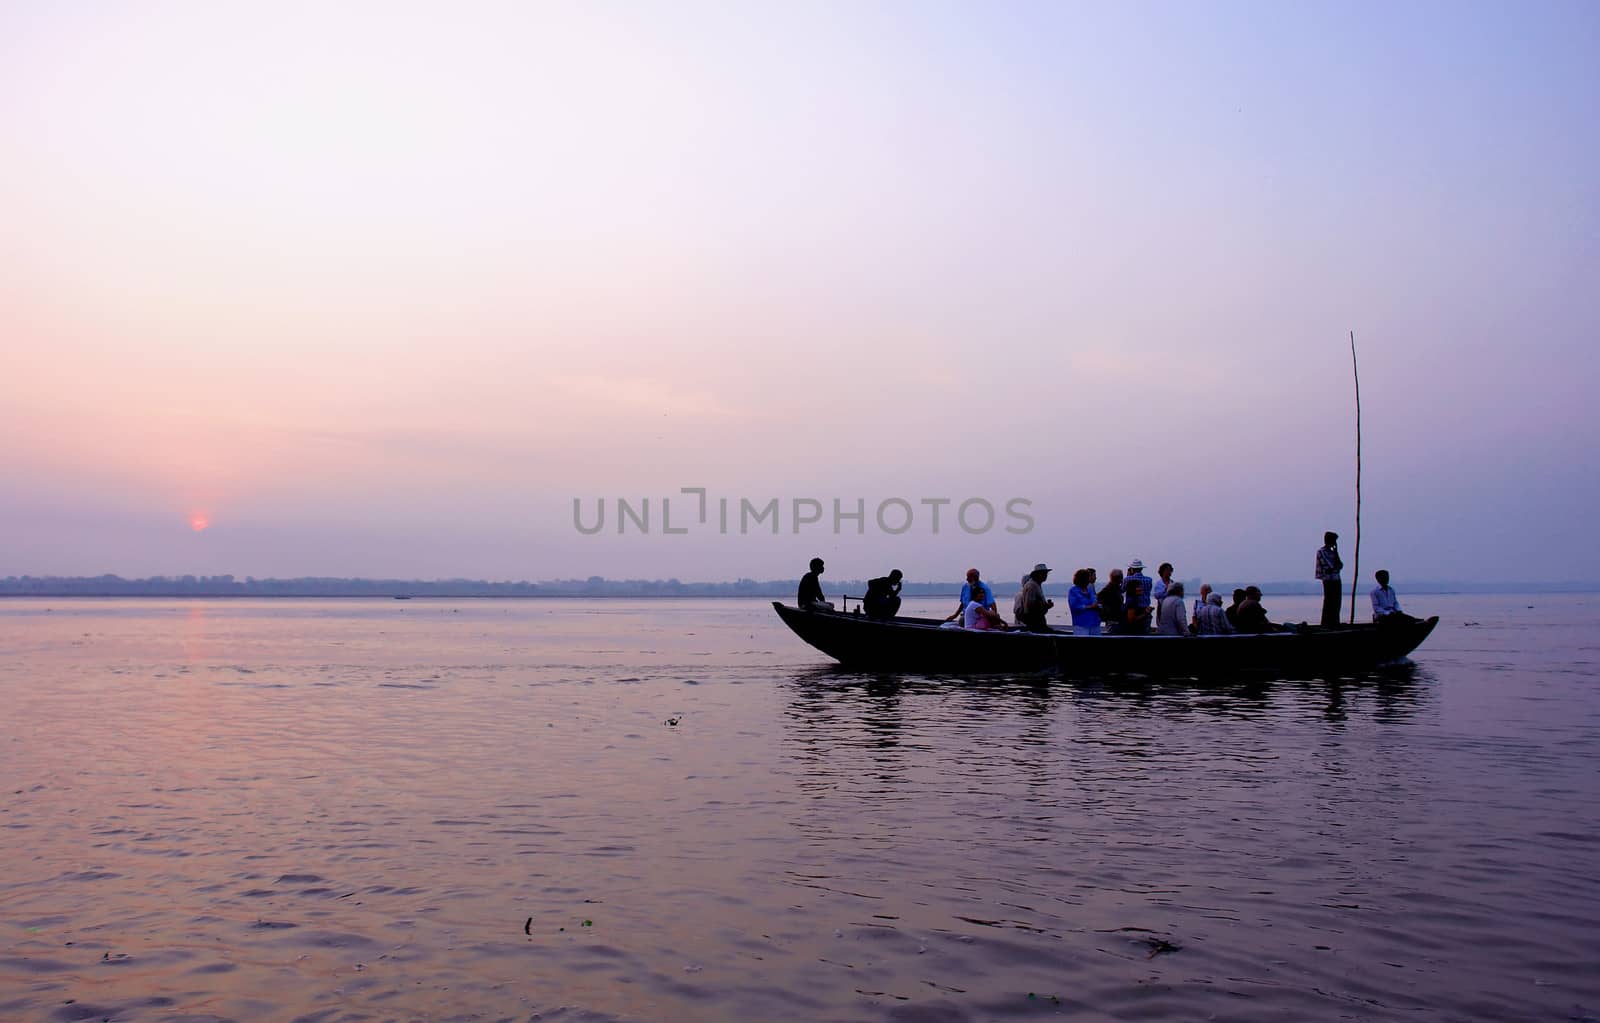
(664, 716, 681, 726)
(1143, 937, 1181, 958)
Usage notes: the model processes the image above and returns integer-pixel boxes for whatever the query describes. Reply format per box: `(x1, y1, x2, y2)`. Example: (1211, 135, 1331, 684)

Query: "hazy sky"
(3, 1, 1596, 584)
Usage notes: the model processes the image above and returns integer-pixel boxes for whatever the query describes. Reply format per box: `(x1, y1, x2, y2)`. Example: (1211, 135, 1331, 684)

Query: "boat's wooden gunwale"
(772, 602, 1439, 677)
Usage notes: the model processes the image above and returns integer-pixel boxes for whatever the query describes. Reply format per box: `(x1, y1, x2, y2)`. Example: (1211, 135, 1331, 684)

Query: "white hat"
(1128, 558, 1144, 571)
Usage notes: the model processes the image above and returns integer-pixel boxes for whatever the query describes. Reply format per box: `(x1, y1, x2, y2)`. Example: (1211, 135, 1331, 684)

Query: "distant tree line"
(0, 574, 976, 597)
(0, 574, 1585, 597)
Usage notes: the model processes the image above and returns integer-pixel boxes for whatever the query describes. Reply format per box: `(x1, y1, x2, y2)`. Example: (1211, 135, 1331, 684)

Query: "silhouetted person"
(798, 557, 833, 611)
(1226, 588, 1246, 630)
(1098, 569, 1125, 632)
(864, 569, 903, 619)
(1234, 585, 1278, 633)
(1316, 531, 1343, 627)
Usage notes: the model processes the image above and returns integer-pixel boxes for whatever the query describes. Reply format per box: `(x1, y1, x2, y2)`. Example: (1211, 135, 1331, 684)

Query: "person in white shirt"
(1370, 569, 1414, 625)
(1152, 562, 1175, 624)
(964, 598, 1010, 631)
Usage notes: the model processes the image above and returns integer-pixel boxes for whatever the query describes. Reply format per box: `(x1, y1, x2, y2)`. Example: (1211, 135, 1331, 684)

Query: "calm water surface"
(2, 595, 1597, 1022)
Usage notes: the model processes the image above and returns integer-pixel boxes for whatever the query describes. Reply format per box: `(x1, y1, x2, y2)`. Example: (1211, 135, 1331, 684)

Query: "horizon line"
(1, 572, 1594, 597)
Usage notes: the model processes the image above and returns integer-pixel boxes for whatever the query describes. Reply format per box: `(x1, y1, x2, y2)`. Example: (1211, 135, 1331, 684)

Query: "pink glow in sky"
(2, 2, 1596, 583)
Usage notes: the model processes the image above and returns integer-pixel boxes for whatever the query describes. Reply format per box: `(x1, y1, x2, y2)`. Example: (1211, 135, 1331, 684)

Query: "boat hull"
(772, 602, 1439, 677)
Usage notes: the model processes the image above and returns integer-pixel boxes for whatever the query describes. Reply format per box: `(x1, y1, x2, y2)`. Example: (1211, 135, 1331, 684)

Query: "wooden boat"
(772, 602, 1439, 677)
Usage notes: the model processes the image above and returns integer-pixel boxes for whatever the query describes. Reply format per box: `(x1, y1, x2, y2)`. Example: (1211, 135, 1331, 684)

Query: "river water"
(1, 595, 1597, 1022)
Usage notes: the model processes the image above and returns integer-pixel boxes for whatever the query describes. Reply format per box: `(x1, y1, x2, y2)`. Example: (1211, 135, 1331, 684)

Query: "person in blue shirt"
(945, 567, 995, 623)
(1125, 560, 1153, 614)
(1122, 578, 1152, 634)
(1067, 568, 1102, 636)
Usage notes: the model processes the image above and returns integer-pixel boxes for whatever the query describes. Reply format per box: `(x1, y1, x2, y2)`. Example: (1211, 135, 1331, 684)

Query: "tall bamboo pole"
(1349, 330, 1362, 625)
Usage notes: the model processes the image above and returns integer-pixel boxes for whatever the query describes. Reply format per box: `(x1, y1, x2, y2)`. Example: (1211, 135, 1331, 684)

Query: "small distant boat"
(393, 595, 413, 600)
(772, 602, 1438, 677)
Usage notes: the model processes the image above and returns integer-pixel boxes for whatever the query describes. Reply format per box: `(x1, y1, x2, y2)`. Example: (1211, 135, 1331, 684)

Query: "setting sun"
(189, 514, 210, 533)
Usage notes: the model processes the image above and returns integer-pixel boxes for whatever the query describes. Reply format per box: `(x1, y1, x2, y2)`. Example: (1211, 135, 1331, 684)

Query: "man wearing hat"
(1013, 563, 1055, 631)
(1315, 531, 1343, 627)
(1124, 558, 1153, 630)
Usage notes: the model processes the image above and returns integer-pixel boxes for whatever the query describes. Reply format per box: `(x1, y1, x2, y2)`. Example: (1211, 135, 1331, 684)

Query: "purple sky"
(2, 1, 1596, 584)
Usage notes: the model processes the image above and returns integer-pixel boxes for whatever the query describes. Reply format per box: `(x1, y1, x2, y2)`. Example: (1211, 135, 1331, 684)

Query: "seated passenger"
(797, 557, 834, 611)
(1233, 586, 1278, 633)
(1067, 568, 1102, 636)
(1192, 583, 1213, 623)
(1225, 588, 1246, 630)
(964, 597, 1010, 631)
(864, 569, 904, 619)
(945, 568, 995, 622)
(1098, 569, 1125, 632)
(1370, 569, 1416, 625)
(1195, 592, 1233, 634)
(1156, 581, 1188, 635)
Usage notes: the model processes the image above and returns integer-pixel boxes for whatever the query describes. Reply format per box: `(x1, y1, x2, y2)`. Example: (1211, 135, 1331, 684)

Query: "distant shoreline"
(1, 583, 1592, 599)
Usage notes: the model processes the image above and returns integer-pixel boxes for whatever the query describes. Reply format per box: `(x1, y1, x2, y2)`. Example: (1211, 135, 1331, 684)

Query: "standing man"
(1125, 559, 1153, 625)
(1315, 531, 1343, 627)
(1013, 563, 1055, 631)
